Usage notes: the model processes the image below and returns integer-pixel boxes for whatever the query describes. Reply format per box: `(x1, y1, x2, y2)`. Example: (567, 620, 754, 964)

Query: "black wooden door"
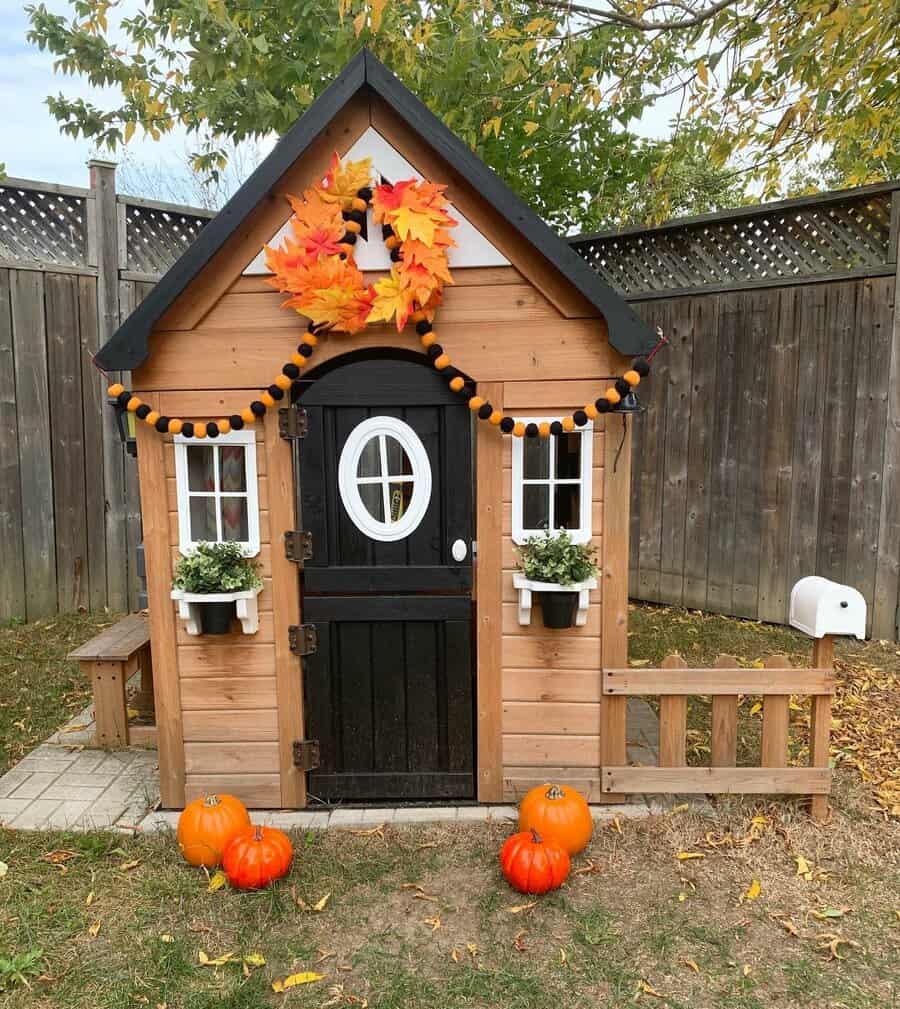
(297, 356, 474, 802)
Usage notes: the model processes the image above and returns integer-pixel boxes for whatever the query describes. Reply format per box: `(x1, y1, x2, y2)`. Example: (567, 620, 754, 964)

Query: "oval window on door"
(337, 416, 432, 542)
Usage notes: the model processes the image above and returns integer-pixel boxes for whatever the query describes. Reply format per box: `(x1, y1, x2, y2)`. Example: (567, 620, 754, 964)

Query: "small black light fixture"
(611, 390, 645, 414)
(109, 395, 138, 457)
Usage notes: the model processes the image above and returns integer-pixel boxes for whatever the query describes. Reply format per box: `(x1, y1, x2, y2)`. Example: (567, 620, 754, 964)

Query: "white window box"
(170, 586, 262, 636)
(512, 573, 597, 627)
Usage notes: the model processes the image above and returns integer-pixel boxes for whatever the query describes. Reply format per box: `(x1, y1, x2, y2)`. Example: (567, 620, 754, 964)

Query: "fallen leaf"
(466, 943, 478, 959)
(59, 722, 91, 733)
(207, 871, 227, 893)
(314, 950, 335, 965)
(572, 859, 599, 877)
(424, 915, 441, 932)
(450, 949, 460, 963)
(513, 929, 527, 952)
(312, 893, 331, 912)
(610, 816, 623, 834)
(638, 979, 665, 998)
(772, 914, 800, 937)
(272, 971, 325, 992)
(683, 958, 700, 973)
(127, 707, 140, 719)
(88, 920, 102, 937)
(559, 948, 568, 966)
(507, 902, 537, 914)
(743, 879, 761, 902)
(119, 859, 141, 872)
(198, 950, 238, 967)
(415, 841, 439, 851)
(41, 850, 78, 865)
(0, 861, 8, 879)
(243, 952, 266, 968)
(795, 855, 813, 879)
(349, 824, 385, 839)
(670, 803, 690, 815)
(160, 934, 175, 944)
(85, 890, 94, 906)
(812, 906, 852, 920)
(742, 964, 753, 976)
(676, 851, 705, 861)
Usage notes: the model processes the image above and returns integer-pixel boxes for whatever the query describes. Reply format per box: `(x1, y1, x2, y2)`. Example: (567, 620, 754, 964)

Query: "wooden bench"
(68, 613, 154, 748)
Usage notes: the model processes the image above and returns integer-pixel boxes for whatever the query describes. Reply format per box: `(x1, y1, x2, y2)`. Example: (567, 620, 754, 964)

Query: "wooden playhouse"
(93, 50, 662, 810)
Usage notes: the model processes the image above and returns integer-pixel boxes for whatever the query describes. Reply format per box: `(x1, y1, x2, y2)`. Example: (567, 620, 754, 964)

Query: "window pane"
(220, 497, 249, 541)
(189, 496, 217, 541)
(523, 484, 550, 530)
(219, 445, 246, 492)
(358, 483, 384, 522)
(187, 445, 215, 492)
(357, 436, 382, 480)
(385, 435, 412, 478)
(556, 432, 582, 479)
(522, 437, 549, 479)
(388, 480, 414, 523)
(554, 484, 581, 530)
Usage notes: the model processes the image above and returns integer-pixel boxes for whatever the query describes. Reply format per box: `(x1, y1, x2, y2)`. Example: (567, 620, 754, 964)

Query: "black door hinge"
(288, 623, 318, 656)
(293, 739, 320, 771)
(279, 407, 308, 441)
(284, 529, 313, 565)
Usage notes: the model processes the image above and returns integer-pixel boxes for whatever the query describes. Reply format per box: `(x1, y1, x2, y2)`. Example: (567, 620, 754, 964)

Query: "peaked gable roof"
(95, 49, 656, 371)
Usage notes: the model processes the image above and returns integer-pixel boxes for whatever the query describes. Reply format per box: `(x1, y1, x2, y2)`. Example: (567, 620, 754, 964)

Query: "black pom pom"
(298, 344, 313, 358)
(250, 400, 267, 417)
(573, 410, 588, 427)
(357, 186, 373, 202)
(525, 422, 539, 438)
(550, 421, 564, 436)
(282, 362, 300, 380)
(460, 383, 475, 400)
(634, 357, 650, 377)
(478, 402, 493, 420)
(206, 421, 219, 438)
(500, 416, 515, 434)
(382, 224, 394, 240)
(229, 414, 244, 431)
(348, 209, 366, 226)
(415, 319, 432, 335)
(135, 404, 151, 420)
(426, 344, 443, 360)
(181, 421, 195, 438)
(615, 377, 632, 397)
(596, 399, 612, 414)
(389, 248, 402, 262)
(154, 415, 169, 432)
(342, 231, 357, 245)
(443, 367, 459, 384)
(116, 390, 132, 408)
(268, 384, 285, 401)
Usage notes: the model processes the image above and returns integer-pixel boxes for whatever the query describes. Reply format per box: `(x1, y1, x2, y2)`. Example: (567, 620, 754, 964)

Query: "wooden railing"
(602, 636, 835, 819)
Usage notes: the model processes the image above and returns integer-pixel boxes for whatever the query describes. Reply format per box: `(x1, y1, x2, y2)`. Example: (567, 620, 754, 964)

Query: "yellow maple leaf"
(207, 870, 227, 893)
(743, 879, 761, 901)
(675, 851, 705, 861)
(320, 153, 372, 205)
(272, 971, 325, 992)
(367, 268, 416, 331)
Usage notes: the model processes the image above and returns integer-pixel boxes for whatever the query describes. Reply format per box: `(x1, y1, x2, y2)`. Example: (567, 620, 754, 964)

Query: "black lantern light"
(108, 392, 138, 457)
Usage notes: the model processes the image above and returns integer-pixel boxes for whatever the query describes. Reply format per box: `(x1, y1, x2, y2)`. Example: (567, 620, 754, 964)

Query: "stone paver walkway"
(0, 697, 681, 833)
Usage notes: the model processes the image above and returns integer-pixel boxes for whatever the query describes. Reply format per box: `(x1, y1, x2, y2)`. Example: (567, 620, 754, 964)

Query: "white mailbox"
(789, 576, 866, 640)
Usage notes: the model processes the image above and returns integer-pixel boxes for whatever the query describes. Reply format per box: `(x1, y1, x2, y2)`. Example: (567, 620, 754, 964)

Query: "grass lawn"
(1, 605, 898, 1008)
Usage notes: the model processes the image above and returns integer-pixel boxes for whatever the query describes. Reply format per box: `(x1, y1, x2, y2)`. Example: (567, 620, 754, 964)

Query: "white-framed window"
(511, 418, 593, 545)
(337, 415, 432, 543)
(174, 429, 260, 556)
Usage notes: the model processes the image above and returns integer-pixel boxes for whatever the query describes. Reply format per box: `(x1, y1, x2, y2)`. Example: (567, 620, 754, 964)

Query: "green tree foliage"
(26, 0, 900, 231)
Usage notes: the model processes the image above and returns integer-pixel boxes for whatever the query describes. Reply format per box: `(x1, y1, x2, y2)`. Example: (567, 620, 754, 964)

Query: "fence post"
(809, 635, 834, 821)
(88, 159, 129, 612)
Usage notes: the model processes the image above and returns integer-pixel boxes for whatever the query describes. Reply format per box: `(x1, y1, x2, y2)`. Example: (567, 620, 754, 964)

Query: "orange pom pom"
(217, 418, 231, 435)
(449, 376, 465, 392)
(468, 396, 485, 412)
(434, 354, 450, 370)
(168, 418, 183, 435)
(410, 309, 425, 322)
(290, 352, 306, 368)
(107, 383, 125, 398)
(513, 421, 526, 438)
(145, 410, 160, 427)
(193, 425, 206, 439)
(489, 410, 503, 426)
(420, 332, 437, 348)
(260, 392, 276, 408)
(562, 416, 576, 432)
(538, 421, 551, 438)
(126, 396, 142, 412)
(301, 332, 318, 347)
(605, 388, 621, 405)
(624, 370, 641, 387)
(585, 403, 599, 420)
(275, 374, 292, 391)
(385, 236, 402, 251)
(241, 407, 256, 425)
(351, 196, 368, 213)
(344, 219, 361, 235)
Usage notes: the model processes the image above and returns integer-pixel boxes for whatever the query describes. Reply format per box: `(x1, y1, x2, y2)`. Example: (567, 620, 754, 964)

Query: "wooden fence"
(573, 182, 900, 640)
(602, 638, 836, 819)
(0, 165, 212, 620)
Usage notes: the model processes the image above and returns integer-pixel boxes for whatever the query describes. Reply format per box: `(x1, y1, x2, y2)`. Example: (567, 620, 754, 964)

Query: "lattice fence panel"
(572, 191, 895, 296)
(0, 184, 88, 267)
(125, 203, 211, 275)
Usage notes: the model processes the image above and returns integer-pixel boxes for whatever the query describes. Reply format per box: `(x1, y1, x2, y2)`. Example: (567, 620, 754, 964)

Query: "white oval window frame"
(337, 416, 432, 542)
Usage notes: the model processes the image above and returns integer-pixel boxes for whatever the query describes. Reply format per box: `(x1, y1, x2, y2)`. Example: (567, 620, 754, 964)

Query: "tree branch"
(534, 0, 740, 31)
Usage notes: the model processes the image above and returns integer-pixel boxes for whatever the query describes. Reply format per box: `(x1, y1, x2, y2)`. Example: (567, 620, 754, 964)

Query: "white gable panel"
(243, 126, 510, 274)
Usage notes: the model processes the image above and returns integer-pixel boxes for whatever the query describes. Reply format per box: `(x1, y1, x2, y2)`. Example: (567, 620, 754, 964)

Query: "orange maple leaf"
(371, 180, 413, 223)
(399, 240, 454, 286)
(367, 268, 418, 331)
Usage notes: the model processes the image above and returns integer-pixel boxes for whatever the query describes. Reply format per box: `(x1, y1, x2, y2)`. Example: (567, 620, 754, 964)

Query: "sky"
(1, 0, 677, 201)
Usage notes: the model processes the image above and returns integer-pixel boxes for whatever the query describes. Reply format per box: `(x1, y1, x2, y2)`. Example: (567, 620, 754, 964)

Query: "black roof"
(95, 49, 656, 371)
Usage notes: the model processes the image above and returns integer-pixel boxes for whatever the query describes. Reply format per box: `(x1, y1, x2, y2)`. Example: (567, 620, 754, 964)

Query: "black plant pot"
(538, 591, 578, 629)
(200, 600, 235, 635)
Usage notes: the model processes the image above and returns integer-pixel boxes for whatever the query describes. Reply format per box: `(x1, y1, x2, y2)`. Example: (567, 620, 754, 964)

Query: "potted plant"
(171, 542, 263, 635)
(514, 530, 598, 629)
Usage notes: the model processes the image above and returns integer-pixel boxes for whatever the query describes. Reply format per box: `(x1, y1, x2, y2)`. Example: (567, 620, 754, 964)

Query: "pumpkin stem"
(545, 784, 565, 800)
(530, 827, 543, 844)
(203, 794, 221, 808)
(254, 825, 264, 842)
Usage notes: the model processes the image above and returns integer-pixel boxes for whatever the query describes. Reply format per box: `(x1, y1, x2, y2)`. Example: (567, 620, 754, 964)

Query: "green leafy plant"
(516, 530, 597, 587)
(172, 542, 261, 594)
(0, 949, 44, 991)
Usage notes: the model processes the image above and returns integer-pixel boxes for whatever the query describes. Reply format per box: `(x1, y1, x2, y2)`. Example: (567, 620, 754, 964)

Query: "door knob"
(451, 539, 467, 562)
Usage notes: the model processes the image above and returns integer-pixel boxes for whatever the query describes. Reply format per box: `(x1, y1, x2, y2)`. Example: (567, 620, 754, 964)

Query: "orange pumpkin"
(222, 825, 293, 890)
(500, 829, 570, 895)
(177, 793, 251, 868)
(518, 783, 593, 855)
